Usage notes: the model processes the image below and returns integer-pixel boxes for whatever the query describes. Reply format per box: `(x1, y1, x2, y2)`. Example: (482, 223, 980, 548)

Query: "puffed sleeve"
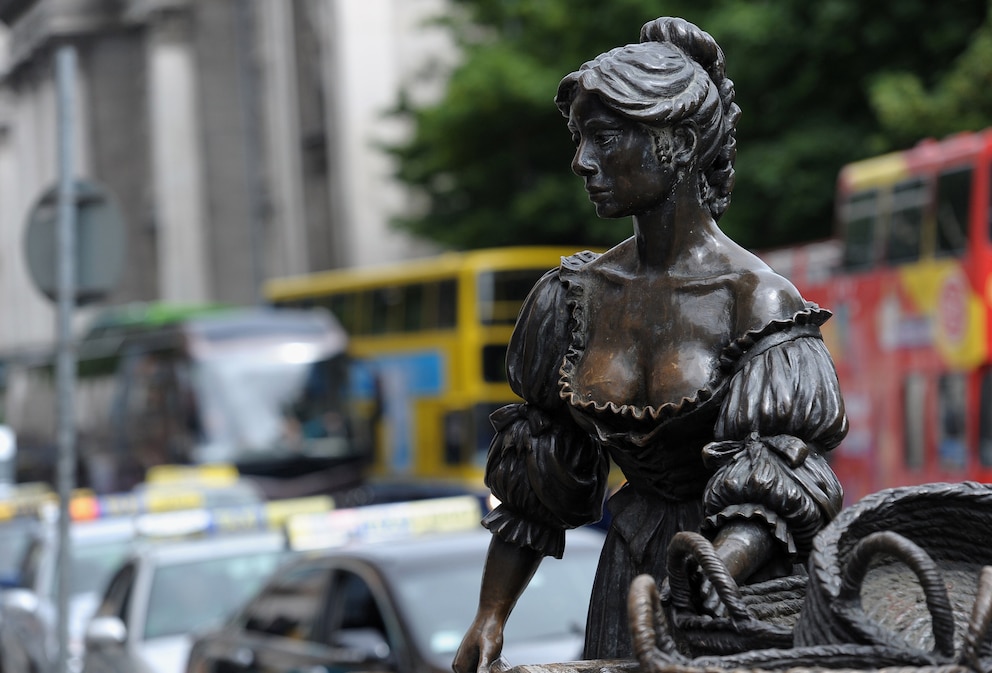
(699, 313, 847, 562)
(482, 266, 610, 559)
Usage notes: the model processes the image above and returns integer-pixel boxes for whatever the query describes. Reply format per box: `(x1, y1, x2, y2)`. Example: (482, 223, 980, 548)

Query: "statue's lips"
(586, 187, 611, 200)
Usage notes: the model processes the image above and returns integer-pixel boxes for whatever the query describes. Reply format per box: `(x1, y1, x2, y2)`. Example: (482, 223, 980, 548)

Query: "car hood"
(496, 634, 585, 669)
(136, 635, 192, 673)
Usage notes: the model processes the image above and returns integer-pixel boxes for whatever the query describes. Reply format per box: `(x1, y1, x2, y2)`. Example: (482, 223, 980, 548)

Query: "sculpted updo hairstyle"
(555, 17, 741, 221)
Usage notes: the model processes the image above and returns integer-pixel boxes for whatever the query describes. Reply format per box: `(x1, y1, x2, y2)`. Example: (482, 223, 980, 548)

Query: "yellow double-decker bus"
(263, 246, 591, 487)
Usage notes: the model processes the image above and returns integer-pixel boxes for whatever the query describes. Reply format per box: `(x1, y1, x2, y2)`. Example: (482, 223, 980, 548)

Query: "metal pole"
(54, 44, 78, 673)
(235, 0, 266, 304)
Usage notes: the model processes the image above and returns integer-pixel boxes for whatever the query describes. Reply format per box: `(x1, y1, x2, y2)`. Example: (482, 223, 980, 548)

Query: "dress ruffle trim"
(556, 251, 831, 425)
(716, 306, 831, 371)
(482, 504, 566, 559)
(700, 503, 797, 558)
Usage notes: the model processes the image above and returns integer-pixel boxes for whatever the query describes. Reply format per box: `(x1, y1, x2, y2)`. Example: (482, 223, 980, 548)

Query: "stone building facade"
(0, 0, 450, 351)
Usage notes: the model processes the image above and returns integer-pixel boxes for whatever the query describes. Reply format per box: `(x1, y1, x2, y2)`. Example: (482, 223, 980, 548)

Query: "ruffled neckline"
(556, 251, 831, 426)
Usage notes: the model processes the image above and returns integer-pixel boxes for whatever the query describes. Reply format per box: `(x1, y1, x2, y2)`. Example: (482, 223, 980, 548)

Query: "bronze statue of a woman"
(454, 16, 847, 672)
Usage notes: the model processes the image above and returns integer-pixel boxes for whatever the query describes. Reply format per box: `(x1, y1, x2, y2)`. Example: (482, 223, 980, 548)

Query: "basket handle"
(628, 573, 691, 672)
(666, 531, 751, 622)
(837, 530, 955, 659)
(959, 565, 992, 670)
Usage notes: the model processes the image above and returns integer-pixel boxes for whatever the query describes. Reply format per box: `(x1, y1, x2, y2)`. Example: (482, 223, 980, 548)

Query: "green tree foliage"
(869, 5, 992, 145)
(387, 0, 989, 251)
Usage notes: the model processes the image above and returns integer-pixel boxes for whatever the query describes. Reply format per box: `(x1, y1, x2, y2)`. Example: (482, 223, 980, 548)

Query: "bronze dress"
(481, 249, 848, 659)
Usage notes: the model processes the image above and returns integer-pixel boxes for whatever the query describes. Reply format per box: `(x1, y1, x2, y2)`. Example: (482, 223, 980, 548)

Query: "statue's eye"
(594, 130, 621, 146)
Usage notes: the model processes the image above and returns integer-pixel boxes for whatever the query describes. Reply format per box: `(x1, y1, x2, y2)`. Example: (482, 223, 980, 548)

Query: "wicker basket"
(662, 532, 805, 656)
(628, 481, 992, 672)
(795, 482, 992, 666)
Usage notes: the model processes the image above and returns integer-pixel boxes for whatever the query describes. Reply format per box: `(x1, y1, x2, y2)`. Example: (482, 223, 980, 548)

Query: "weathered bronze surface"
(454, 15, 846, 673)
(454, 15, 991, 673)
(627, 482, 992, 671)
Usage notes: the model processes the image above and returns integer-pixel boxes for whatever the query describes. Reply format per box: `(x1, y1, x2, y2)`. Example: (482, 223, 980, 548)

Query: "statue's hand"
(452, 614, 505, 673)
(693, 573, 728, 618)
(694, 521, 790, 618)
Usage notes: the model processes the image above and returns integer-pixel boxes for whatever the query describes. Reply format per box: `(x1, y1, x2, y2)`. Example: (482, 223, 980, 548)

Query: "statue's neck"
(632, 174, 718, 274)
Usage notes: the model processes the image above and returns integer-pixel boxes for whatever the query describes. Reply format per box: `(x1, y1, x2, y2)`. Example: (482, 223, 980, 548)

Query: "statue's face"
(567, 89, 674, 219)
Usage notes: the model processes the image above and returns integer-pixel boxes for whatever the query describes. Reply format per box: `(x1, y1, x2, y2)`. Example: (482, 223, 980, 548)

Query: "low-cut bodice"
(547, 246, 808, 497)
(487, 245, 847, 562)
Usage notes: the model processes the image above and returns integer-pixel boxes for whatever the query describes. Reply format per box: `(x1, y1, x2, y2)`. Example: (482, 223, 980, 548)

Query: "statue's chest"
(573, 281, 736, 408)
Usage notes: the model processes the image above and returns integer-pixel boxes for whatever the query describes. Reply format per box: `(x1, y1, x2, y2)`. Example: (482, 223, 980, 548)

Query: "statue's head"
(555, 17, 741, 221)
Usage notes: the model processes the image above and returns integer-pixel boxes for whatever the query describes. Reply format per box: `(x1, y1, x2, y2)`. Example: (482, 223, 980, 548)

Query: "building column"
(3, 72, 62, 348)
(257, 0, 307, 278)
(310, 0, 350, 269)
(145, 8, 209, 302)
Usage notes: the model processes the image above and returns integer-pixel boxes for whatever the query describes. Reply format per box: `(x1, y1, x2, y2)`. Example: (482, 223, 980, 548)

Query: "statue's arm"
(455, 265, 608, 670)
(704, 323, 847, 582)
(453, 536, 542, 673)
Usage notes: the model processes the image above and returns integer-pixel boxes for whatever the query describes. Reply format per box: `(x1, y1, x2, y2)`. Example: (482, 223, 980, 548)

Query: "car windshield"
(393, 544, 599, 667)
(143, 550, 287, 640)
(193, 351, 354, 463)
(68, 539, 135, 597)
(0, 519, 36, 580)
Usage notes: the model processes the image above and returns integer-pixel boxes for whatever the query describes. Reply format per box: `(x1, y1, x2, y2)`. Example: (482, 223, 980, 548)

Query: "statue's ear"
(672, 124, 698, 169)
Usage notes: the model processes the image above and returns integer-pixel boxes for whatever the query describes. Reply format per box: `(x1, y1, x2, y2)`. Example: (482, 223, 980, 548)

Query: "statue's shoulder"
(511, 248, 606, 360)
(560, 249, 602, 272)
(731, 255, 808, 329)
(534, 248, 605, 300)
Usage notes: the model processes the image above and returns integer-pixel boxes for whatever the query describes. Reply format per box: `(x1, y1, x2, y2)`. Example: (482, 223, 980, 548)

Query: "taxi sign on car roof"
(0, 483, 55, 521)
(69, 489, 206, 521)
(134, 495, 334, 539)
(0, 479, 264, 525)
(286, 495, 482, 551)
(67, 464, 266, 521)
(143, 463, 241, 486)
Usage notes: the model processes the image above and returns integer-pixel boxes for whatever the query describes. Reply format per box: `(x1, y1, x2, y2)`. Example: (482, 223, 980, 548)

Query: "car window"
(326, 570, 387, 636)
(144, 550, 286, 640)
(62, 539, 134, 598)
(95, 563, 137, 622)
(321, 569, 393, 658)
(15, 537, 43, 590)
(507, 555, 595, 640)
(393, 546, 598, 666)
(0, 520, 35, 579)
(242, 561, 329, 641)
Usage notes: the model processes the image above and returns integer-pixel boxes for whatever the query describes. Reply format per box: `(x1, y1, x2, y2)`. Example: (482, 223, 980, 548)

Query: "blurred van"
(0, 303, 370, 499)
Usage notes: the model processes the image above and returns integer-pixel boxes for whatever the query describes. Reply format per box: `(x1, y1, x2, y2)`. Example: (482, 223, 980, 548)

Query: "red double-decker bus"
(761, 129, 992, 504)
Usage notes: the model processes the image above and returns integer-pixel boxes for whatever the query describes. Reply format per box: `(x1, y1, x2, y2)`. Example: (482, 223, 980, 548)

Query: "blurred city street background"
(0, 1, 991, 672)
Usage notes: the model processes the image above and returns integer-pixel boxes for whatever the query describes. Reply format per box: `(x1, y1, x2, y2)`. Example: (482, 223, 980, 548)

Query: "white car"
(82, 530, 293, 673)
(184, 524, 605, 673)
(0, 514, 140, 673)
(0, 475, 319, 673)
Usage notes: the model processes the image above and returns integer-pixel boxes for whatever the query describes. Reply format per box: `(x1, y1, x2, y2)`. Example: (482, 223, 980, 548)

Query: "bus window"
(474, 403, 501, 465)
(442, 403, 503, 468)
(902, 374, 926, 469)
(885, 178, 926, 265)
(841, 190, 879, 270)
(402, 284, 426, 331)
(443, 410, 468, 466)
(327, 294, 361, 336)
(482, 345, 508, 383)
(979, 368, 992, 468)
(362, 284, 437, 334)
(114, 350, 194, 488)
(370, 288, 401, 335)
(937, 373, 967, 470)
(437, 280, 457, 329)
(478, 269, 549, 325)
(935, 167, 970, 256)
